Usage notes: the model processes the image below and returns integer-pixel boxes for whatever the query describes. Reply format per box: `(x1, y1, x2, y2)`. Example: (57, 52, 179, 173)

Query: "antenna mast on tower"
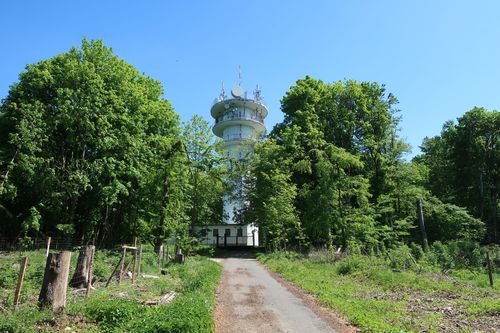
(219, 81, 227, 100)
(238, 65, 242, 86)
(254, 84, 262, 102)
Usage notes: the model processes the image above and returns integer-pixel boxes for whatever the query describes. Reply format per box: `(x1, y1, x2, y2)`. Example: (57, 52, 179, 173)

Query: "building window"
(225, 229, 231, 236)
(237, 228, 243, 237)
(213, 229, 219, 237)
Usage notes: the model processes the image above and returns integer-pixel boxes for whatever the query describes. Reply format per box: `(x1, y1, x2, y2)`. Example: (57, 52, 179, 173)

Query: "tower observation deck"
(211, 84, 268, 224)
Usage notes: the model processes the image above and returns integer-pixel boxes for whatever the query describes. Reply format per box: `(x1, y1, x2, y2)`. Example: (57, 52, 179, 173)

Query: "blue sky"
(1, 1, 499, 157)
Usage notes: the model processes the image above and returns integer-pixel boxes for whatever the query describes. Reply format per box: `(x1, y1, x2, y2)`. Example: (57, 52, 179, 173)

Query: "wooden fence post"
(45, 237, 51, 257)
(105, 250, 125, 287)
(487, 251, 494, 288)
(13, 256, 28, 308)
(118, 246, 127, 284)
(38, 251, 71, 313)
(166, 243, 170, 263)
(138, 243, 143, 276)
(86, 247, 95, 297)
(132, 248, 137, 284)
(158, 244, 163, 272)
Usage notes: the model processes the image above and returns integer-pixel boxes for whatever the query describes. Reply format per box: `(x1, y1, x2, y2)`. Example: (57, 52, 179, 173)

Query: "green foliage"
(244, 76, 408, 250)
(128, 293, 216, 333)
(243, 77, 493, 252)
(386, 245, 418, 271)
(422, 196, 486, 242)
(85, 298, 137, 332)
(241, 140, 306, 250)
(125, 260, 223, 333)
(417, 107, 499, 243)
(55, 223, 75, 237)
(0, 307, 55, 333)
(424, 240, 484, 270)
(182, 115, 225, 228)
(335, 255, 369, 275)
(0, 38, 187, 245)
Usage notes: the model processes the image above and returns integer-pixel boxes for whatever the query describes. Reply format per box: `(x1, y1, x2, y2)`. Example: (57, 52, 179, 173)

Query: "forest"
(0, 39, 498, 254)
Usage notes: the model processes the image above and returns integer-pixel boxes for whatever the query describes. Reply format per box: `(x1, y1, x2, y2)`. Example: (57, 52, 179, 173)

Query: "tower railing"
(215, 113, 264, 125)
(223, 133, 258, 141)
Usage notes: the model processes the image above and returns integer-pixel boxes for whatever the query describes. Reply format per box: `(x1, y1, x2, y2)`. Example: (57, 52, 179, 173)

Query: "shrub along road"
(214, 257, 354, 333)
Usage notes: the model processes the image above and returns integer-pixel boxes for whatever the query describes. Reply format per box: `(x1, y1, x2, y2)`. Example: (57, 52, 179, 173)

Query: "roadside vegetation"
(259, 244, 499, 333)
(0, 248, 222, 333)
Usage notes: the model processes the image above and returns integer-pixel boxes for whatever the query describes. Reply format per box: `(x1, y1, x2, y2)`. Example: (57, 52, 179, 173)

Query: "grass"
(258, 251, 500, 333)
(0, 248, 222, 333)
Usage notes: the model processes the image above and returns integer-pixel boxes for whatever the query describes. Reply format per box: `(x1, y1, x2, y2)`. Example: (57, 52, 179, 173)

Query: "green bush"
(128, 293, 215, 333)
(191, 244, 215, 257)
(424, 240, 484, 271)
(387, 245, 418, 271)
(85, 298, 138, 332)
(446, 240, 483, 268)
(140, 251, 161, 273)
(409, 243, 425, 261)
(425, 241, 454, 270)
(0, 320, 19, 333)
(92, 250, 115, 281)
(0, 262, 18, 288)
(336, 255, 368, 275)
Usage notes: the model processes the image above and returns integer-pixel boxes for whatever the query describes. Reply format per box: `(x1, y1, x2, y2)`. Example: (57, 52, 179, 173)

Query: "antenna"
(219, 81, 227, 100)
(238, 65, 242, 86)
(254, 84, 262, 102)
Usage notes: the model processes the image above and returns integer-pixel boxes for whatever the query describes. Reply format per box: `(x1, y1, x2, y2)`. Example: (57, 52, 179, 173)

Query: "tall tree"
(181, 115, 225, 228)
(240, 140, 305, 250)
(263, 76, 404, 249)
(418, 107, 499, 242)
(274, 76, 403, 202)
(0, 39, 185, 245)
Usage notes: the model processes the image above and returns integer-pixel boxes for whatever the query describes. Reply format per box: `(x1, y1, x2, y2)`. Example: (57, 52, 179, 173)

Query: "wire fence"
(0, 237, 79, 252)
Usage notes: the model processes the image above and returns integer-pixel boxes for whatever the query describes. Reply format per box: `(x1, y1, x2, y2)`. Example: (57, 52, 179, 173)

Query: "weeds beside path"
(0, 250, 222, 332)
(258, 252, 500, 333)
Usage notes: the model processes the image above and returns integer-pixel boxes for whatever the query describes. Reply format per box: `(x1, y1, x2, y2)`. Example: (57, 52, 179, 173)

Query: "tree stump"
(70, 245, 95, 288)
(39, 251, 71, 313)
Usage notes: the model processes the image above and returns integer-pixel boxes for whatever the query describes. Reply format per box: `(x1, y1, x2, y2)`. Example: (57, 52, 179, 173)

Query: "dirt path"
(214, 257, 354, 333)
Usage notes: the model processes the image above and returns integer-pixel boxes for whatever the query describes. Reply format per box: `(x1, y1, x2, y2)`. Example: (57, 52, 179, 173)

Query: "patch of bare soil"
(264, 268, 358, 333)
(214, 270, 232, 332)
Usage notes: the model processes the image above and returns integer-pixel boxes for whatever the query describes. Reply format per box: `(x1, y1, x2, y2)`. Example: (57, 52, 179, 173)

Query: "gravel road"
(214, 257, 342, 333)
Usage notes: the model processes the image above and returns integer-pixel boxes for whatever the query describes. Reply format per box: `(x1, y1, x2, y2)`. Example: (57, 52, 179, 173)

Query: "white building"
(196, 83, 267, 247)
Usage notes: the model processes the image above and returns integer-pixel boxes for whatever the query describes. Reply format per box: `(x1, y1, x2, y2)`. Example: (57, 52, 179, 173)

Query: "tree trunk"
(39, 251, 72, 313)
(70, 245, 95, 288)
(155, 175, 169, 252)
(416, 198, 429, 251)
